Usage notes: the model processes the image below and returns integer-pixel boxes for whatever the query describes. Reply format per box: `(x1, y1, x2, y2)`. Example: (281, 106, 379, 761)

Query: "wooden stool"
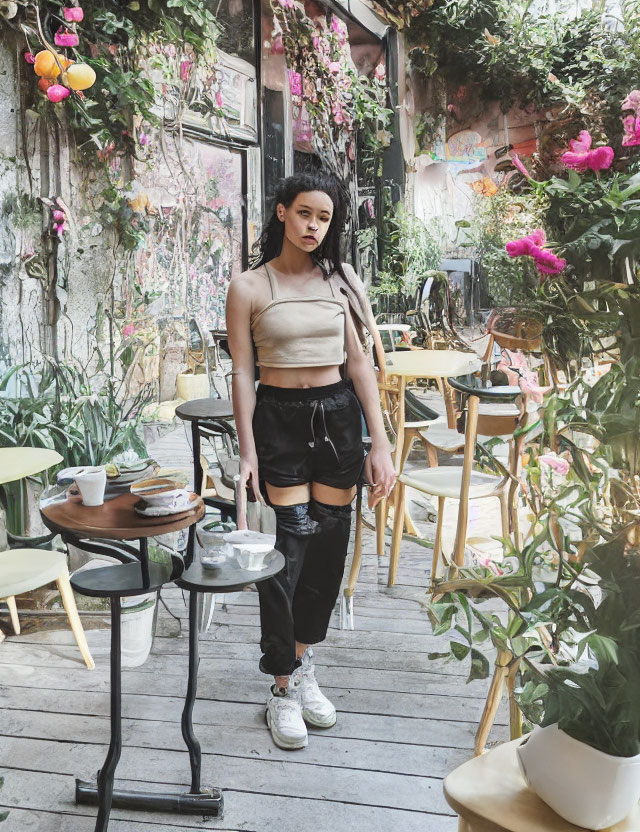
(444, 739, 640, 831)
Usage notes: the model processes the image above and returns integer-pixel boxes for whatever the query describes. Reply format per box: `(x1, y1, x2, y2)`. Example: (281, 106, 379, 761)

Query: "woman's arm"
(225, 275, 263, 506)
(345, 311, 396, 499)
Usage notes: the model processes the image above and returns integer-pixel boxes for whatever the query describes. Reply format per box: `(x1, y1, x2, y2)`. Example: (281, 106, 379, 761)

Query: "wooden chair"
(0, 548, 94, 667)
(388, 377, 526, 588)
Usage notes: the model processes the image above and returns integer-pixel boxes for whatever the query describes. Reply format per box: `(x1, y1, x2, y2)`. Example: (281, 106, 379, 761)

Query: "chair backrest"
(447, 377, 527, 567)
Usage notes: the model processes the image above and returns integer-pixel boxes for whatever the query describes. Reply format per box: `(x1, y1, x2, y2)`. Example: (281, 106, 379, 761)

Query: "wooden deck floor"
(0, 422, 507, 831)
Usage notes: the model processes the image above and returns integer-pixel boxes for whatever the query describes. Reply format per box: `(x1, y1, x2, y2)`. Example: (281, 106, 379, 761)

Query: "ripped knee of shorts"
(271, 502, 319, 537)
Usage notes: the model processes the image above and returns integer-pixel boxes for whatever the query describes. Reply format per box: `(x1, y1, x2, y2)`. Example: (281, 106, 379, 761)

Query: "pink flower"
(622, 115, 640, 148)
(53, 221, 67, 237)
(622, 90, 640, 113)
(534, 248, 567, 276)
(47, 84, 70, 103)
(63, 6, 84, 22)
(288, 70, 302, 97)
(328, 61, 341, 74)
(560, 130, 614, 172)
(123, 324, 136, 338)
(511, 152, 530, 178)
(24, 52, 36, 64)
(374, 63, 386, 81)
(270, 34, 284, 55)
(506, 229, 546, 258)
(54, 29, 80, 47)
(333, 105, 344, 125)
(539, 453, 570, 476)
(180, 59, 192, 83)
(52, 209, 65, 221)
(139, 132, 148, 146)
(215, 91, 223, 108)
(277, 0, 295, 7)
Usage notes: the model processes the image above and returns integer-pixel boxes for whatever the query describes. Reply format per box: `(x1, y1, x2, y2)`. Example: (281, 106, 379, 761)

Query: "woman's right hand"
(238, 453, 263, 504)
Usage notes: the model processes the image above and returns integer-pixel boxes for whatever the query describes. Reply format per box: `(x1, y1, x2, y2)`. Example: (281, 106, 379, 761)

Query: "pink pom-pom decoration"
(47, 84, 71, 102)
(24, 52, 36, 64)
(54, 29, 80, 47)
(63, 6, 84, 21)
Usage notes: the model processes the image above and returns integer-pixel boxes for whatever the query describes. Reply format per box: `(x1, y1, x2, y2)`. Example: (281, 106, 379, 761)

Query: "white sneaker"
(265, 685, 308, 750)
(293, 649, 337, 728)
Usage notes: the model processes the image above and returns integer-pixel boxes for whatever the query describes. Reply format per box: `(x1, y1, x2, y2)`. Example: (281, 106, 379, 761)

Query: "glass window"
(211, 0, 256, 66)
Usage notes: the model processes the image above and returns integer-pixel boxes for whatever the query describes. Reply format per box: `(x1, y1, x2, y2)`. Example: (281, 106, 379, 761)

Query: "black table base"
(75, 781, 223, 817)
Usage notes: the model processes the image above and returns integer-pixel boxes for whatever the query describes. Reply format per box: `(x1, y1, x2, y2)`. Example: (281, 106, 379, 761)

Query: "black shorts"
(253, 380, 365, 490)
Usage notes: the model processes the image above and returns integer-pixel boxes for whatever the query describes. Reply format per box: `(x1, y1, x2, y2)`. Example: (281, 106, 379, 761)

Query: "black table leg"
(191, 420, 203, 494)
(94, 596, 122, 832)
(182, 590, 202, 794)
(139, 538, 150, 588)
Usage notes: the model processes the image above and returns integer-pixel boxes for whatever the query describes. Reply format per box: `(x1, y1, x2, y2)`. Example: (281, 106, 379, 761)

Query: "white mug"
(74, 466, 107, 507)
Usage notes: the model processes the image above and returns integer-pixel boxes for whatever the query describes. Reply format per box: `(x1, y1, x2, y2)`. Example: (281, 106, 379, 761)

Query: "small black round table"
(41, 488, 285, 832)
(175, 398, 235, 494)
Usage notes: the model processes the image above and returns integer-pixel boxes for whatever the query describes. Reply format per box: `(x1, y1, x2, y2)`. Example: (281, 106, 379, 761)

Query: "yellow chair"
(0, 548, 94, 667)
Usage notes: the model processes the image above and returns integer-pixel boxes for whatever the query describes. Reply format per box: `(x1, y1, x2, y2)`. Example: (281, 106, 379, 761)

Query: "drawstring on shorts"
(308, 401, 340, 462)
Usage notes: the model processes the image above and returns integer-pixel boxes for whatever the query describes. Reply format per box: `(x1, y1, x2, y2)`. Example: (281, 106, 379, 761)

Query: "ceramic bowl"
(130, 478, 190, 508)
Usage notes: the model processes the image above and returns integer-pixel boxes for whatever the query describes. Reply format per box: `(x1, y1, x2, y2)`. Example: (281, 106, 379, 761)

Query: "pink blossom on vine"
(622, 115, 640, 147)
(63, 6, 84, 22)
(539, 453, 570, 476)
(374, 63, 386, 81)
(621, 89, 640, 113)
(288, 70, 302, 97)
(277, 0, 295, 7)
(54, 29, 79, 47)
(24, 52, 36, 64)
(511, 153, 531, 178)
(560, 130, 614, 172)
(328, 61, 341, 73)
(53, 209, 65, 222)
(332, 103, 344, 125)
(180, 60, 192, 83)
(271, 34, 285, 55)
(139, 132, 148, 146)
(53, 221, 67, 237)
(123, 324, 136, 338)
(506, 229, 545, 258)
(216, 91, 223, 108)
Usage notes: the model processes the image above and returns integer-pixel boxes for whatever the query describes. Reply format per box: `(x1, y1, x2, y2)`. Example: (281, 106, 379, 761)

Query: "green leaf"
(451, 642, 471, 661)
(467, 649, 490, 683)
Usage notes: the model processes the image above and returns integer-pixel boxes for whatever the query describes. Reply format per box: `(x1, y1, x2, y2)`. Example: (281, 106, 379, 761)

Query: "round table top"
(0, 447, 63, 485)
(176, 549, 285, 593)
(175, 398, 235, 423)
(444, 739, 639, 832)
(385, 349, 482, 379)
(41, 491, 204, 541)
(71, 559, 179, 599)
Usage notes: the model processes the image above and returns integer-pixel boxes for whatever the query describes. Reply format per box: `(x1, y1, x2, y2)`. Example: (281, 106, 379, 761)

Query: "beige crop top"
(251, 264, 347, 368)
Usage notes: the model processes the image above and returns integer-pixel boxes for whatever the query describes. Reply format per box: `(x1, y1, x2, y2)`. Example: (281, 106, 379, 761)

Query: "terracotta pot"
(517, 723, 640, 829)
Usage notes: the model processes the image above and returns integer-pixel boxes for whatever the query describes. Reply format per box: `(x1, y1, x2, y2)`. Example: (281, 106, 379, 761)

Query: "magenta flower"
(622, 115, 640, 148)
(54, 29, 80, 47)
(24, 52, 36, 64)
(561, 130, 614, 172)
(180, 60, 192, 82)
(47, 84, 70, 103)
(534, 247, 567, 276)
(123, 324, 136, 338)
(622, 90, 640, 113)
(139, 132, 148, 146)
(63, 6, 84, 22)
(277, 0, 295, 7)
(52, 209, 65, 222)
(53, 221, 67, 237)
(539, 453, 570, 476)
(511, 153, 530, 178)
(215, 91, 223, 108)
(506, 229, 546, 258)
(288, 70, 302, 97)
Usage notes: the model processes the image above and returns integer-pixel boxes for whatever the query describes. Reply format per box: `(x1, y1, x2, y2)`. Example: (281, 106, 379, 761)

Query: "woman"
(226, 170, 396, 750)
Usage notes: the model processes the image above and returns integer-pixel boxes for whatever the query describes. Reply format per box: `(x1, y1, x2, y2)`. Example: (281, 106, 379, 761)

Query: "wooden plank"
(0, 768, 458, 832)
(0, 706, 473, 779)
(1, 689, 506, 749)
(0, 638, 488, 679)
(0, 736, 454, 814)
(0, 807, 241, 832)
(2, 657, 494, 699)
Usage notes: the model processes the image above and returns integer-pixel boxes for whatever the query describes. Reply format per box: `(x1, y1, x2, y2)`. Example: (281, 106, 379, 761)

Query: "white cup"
(233, 543, 272, 571)
(74, 466, 107, 507)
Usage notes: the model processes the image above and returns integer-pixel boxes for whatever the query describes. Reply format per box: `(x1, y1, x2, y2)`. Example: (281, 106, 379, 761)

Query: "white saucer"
(133, 499, 196, 517)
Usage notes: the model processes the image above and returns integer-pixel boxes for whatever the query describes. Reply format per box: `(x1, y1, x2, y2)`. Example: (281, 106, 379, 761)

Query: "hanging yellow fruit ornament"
(33, 49, 73, 80)
(66, 63, 96, 91)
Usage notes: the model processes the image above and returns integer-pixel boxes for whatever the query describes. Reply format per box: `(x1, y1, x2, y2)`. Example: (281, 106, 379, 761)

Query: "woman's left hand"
(364, 442, 397, 506)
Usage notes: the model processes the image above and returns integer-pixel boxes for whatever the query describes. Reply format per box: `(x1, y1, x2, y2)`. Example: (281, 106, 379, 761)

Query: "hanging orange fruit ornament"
(65, 63, 96, 91)
(34, 49, 73, 80)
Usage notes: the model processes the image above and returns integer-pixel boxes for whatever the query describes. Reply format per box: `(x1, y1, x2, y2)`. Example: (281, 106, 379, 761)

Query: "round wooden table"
(0, 447, 63, 485)
(444, 739, 640, 831)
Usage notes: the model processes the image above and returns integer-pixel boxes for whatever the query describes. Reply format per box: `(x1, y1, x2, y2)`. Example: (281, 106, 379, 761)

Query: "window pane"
(211, 0, 256, 65)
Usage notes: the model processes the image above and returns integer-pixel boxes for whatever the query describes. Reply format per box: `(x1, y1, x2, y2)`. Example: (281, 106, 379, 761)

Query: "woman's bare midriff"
(259, 364, 342, 389)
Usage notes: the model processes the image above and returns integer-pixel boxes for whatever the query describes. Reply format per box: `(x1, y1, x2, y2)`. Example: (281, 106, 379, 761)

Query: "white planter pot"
(517, 723, 640, 829)
(121, 594, 157, 668)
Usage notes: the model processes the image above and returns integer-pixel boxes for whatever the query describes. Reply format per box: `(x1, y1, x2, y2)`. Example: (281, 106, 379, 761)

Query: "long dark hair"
(252, 170, 350, 284)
